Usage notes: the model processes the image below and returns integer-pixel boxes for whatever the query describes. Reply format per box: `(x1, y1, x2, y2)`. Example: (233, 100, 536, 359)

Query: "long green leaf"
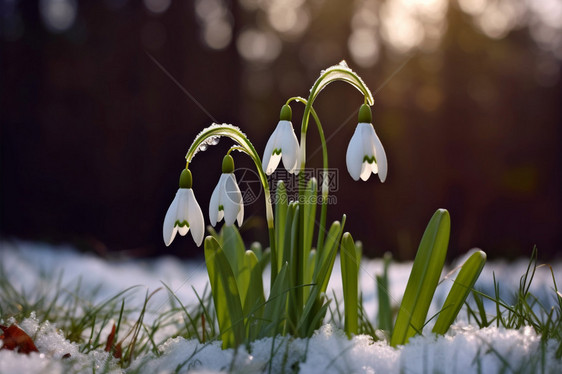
(260, 263, 289, 337)
(220, 225, 245, 280)
(303, 249, 316, 301)
(299, 217, 345, 335)
(432, 250, 486, 334)
(250, 241, 271, 281)
(376, 252, 393, 333)
(318, 216, 346, 293)
(204, 236, 244, 348)
(390, 209, 450, 347)
(243, 250, 265, 317)
(288, 204, 301, 331)
(282, 202, 298, 266)
(341, 232, 359, 337)
(303, 177, 318, 260)
(274, 180, 288, 278)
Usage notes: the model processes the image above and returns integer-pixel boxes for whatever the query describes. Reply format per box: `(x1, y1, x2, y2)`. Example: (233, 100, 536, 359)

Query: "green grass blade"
(341, 232, 359, 337)
(433, 250, 487, 335)
(390, 209, 450, 347)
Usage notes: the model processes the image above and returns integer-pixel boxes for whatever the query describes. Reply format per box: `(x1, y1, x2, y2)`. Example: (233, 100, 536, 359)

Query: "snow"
(1, 240, 561, 373)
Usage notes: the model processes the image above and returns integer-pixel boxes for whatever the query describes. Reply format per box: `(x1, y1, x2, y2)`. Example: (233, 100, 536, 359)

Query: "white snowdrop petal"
(266, 153, 282, 175)
(360, 162, 372, 181)
(222, 174, 242, 226)
(262, 124, 280, 175)
(346, 125, 364, 181)
(279, 121, 300, 174)
(236, 195, 244, 226)
(371, 160, 379, 174)
(361, 123, 376, 158)
(208, 176, 223, 226)
(372, 128, 388, 183)
(178, 225, 189, 236)
(176, 189, 190, 222)
(186, 188, 205, 246)
(163, 191, 180, 246)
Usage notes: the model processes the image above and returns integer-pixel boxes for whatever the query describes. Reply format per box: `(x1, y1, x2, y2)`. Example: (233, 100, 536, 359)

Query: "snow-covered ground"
(1, 240, 561, 373)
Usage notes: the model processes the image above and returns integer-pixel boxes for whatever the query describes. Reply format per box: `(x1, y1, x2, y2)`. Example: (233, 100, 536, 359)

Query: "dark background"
(1, 0, 561, 260)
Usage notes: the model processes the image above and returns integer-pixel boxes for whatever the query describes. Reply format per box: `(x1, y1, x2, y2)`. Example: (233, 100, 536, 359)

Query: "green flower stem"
(286, 96, 329, 253)
(226, 145, 247, 156)
(288, 63, 375, 317)
(185, 124, 277, 277)
(299, 62, 374, 138)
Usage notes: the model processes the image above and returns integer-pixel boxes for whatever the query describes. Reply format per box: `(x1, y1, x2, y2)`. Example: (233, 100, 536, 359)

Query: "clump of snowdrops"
(162, 62, 487, 349)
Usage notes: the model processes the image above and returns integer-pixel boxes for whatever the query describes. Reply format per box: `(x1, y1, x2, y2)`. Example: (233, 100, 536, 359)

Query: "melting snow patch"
(1, 241, 561, 373)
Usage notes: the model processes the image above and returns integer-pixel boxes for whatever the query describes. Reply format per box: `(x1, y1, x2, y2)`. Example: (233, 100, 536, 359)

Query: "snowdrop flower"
(262, 105, 300, 175)
(163, 169, 205, 246)
(209, 155, 244, 227)
(346, 104, 387, 182)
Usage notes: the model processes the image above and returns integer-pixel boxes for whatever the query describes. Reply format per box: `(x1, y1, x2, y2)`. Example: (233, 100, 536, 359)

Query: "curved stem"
(297, 61, 374, 191)
(287, 97, 329, 252)
(226, 145, 248, 156)
(290, 62, 373, 314)
(185, 124, 276, 273)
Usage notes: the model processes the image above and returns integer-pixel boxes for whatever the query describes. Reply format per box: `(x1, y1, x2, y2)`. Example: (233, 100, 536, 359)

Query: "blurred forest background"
(1, 0, 561, 260)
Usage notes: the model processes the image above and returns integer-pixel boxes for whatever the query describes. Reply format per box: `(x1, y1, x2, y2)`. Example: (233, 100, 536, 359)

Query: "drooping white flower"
(346, 105, 387, 182)
(209, 173, 244, 227)
(262, 105, 300, 175)
(163, 169, 205, 246)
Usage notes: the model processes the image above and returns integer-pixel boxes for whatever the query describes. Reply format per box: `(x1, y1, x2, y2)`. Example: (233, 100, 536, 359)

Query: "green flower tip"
(358, 104, 372, 123)
(436, 208, 449, 217)
(280, 104, 292, 121)
(179, 168, 192, 188)
(222, 154, 235, 173)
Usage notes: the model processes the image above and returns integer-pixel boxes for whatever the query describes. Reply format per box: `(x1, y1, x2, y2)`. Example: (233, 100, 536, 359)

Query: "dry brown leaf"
(0, 324, 39, 354)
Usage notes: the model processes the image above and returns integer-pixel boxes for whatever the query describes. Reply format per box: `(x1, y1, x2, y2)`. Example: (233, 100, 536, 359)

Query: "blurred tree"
(1, 0, 560, 259)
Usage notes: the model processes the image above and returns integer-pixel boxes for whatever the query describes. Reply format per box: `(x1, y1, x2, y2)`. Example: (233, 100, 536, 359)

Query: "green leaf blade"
(341, 232, 359, 338)
(204, 236, 245, 349)
(432, 250, 487, 335)
(391, 209, 450, 347)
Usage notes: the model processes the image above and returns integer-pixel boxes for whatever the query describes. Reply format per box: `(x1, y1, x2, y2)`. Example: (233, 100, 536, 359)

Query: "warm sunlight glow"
(349, 1, 379, 67)
(39, 0, 77, 33)
(379, 0, 447, 53)
(195, 0, 233, 50)
(236, 29, 282, 63)
(143, 0, 171, 14)
(458, 0, 487, 16)
(348, 28, 380, 67)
